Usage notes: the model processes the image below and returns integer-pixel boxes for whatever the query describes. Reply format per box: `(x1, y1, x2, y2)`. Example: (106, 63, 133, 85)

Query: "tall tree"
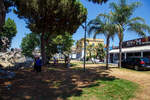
(110, 0, 150, 68)
(13, 0, 87, 64)
(88, 13, 117, 69)
(0, 18, 17, 52)
(46, 32, 74, 58)
(21, 33, 40, 57)
(21, 32, 74, 59)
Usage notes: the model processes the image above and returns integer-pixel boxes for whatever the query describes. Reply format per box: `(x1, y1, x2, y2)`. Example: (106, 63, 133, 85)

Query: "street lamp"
(81, 18, 87, 72)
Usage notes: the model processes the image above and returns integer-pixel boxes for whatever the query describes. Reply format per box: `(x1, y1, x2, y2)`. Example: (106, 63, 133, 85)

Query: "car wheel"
(134, 66, 139, 71)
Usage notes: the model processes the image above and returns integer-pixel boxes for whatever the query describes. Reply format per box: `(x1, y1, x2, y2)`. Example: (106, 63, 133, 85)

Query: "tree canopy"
(46, 32, 74, 58)
(0, 18, 17, 52)
(21, 33, 40, 57)
(13, 0, 87, 64)
(0, 0, 14, 32)
(13, 0, 87, 35)
(21, 32, 74, 59)
(87, 44, 96, 60)
(95, 43, 105, 61)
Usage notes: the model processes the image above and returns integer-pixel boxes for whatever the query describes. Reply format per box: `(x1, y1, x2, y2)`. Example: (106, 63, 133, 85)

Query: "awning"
(109, 45, 150, 53)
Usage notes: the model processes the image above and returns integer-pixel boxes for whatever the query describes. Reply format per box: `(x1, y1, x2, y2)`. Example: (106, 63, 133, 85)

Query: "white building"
(109, 36, 150, 63)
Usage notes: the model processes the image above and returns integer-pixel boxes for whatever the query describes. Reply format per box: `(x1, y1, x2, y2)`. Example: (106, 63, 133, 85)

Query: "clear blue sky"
(6, 0, 150, 48)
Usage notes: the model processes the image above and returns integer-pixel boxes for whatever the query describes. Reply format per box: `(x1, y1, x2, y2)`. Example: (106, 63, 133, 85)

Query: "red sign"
(122, 36, 150, 48)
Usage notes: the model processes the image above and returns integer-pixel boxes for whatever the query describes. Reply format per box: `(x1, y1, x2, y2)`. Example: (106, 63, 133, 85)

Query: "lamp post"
(81, 19, 87, 72)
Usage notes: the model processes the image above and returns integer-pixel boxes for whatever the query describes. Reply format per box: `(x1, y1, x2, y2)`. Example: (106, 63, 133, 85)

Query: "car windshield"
(142, 58, 150, 63)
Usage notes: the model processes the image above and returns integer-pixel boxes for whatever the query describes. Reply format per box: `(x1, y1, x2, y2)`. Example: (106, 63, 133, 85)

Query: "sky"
(6, 0, 150, 48)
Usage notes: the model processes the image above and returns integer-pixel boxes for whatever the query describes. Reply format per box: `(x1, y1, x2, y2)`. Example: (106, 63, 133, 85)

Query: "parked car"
(121, 56, 150, 71)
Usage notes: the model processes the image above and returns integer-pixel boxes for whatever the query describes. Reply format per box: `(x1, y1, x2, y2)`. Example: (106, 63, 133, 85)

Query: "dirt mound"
(0, 50, 33, 69)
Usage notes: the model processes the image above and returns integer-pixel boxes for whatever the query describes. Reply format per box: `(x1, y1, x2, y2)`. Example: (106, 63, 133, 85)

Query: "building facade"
(109, 36, 150, 63)
(76, 38, 104, 59)
(70, 46, 77, 59)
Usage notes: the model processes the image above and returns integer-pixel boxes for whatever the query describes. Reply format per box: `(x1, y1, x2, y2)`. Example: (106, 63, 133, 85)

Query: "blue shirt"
(36, 59, 42, 66)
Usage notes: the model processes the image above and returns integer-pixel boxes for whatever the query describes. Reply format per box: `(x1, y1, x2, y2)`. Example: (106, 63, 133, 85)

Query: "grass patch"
(71, 61, 82, 65)
(70, 65, 84, 71)
(68, 78, 139, 100)
(70, 63, 79, 67)
(53, 81, 62, 88)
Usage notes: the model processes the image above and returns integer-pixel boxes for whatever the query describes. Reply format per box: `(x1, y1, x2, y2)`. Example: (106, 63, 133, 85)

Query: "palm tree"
(88, 13, 117, 69)
(110, 0, 150, 68)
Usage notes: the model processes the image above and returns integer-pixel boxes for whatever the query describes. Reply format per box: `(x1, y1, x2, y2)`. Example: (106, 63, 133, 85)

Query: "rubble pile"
(0, 50, 34, 79)
(0, 50, 33, 69)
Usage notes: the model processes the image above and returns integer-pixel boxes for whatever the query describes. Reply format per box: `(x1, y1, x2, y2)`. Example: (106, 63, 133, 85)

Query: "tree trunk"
(90, 52, 94, 64)
(0, 0, 6, 32)
(106, 36, 110, 70)
(119, 40, 122, 68)
(41, 33, 46, 65)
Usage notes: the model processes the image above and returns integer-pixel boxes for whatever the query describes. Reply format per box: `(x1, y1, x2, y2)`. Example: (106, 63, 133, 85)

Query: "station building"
(109, 36, 150, 63)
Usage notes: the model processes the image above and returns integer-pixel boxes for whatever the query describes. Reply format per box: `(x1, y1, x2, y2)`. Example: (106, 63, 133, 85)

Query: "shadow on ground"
(0, 64, 115, 100)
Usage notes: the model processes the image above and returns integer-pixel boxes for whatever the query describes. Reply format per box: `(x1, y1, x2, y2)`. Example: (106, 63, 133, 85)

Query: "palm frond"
(93, 30, 105, 39)
(127, 17, 145, 24)
(88, 18, 103, 26)
(119, 0, 126, 7)
(88, 12, 117, 44)
(110, 0, 141, 26)
(109, 2, 119, 12)
(97, 13, 110, 19)
(129, 1, 141, 12)
(88, 17, 104, 37)
(128, 23, 150, 37)
(88, 26, 101, 36)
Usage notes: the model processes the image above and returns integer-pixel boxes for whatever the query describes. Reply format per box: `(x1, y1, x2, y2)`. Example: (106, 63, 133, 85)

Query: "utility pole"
(81, 15, 87, 72)
(83, 19, 87, 72)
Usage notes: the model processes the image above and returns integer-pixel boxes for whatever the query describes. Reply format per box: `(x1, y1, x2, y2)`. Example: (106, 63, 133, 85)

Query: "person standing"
(33, 57, 37, 72)
(53, 57, 56, 65)
(67, 57, 71, 68)
(35, 56, 42, 72)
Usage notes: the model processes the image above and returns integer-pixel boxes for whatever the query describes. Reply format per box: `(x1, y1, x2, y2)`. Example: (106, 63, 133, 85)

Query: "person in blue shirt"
(53, 57, 56, 65)
(35, 56, 42, 72)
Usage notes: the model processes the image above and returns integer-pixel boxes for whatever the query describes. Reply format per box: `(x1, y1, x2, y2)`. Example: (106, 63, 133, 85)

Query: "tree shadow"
(0, 64, 116, 100)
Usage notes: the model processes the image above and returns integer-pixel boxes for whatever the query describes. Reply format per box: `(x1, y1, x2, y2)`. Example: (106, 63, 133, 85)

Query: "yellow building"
(76, 38, 104, 59)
